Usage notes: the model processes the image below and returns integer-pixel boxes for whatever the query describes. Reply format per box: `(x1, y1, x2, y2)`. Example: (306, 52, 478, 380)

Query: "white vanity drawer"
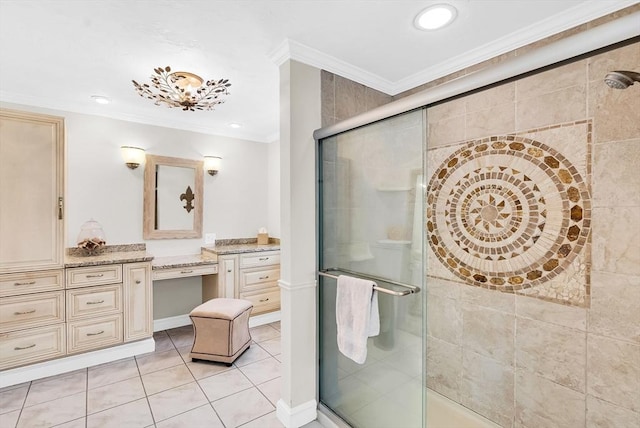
(239, 267, 280, 293)
(239, 251, 280, 268)
(240, 288, 280, 316)
(0, 291, 65, 333)
(152, 264, 218, 281)
(66, 284, 122, 320)
(67, 314, 123, 354)
(0, 324, 66, 370)
(0, 270, 64, 297)
(66, 265, 123, 289)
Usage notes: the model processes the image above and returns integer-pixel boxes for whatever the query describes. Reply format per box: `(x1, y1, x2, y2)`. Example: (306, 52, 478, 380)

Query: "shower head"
(604, 70, 640, 89)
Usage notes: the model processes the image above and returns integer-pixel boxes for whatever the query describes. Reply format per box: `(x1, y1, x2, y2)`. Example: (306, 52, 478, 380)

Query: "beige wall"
(0, 101, 279, 320)
(425, 41, 639, 427)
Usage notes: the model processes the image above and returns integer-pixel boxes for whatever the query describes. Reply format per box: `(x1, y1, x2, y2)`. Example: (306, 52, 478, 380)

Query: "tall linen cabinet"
(0, 109, 66, 369)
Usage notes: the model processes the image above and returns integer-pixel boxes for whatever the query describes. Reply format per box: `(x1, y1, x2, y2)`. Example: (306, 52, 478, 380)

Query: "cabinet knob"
(135, 280, 141, 284)
(227, 269, 233, 273)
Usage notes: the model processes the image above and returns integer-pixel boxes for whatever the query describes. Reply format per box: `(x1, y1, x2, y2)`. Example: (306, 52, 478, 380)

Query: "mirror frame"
(143, 154, 204, 239)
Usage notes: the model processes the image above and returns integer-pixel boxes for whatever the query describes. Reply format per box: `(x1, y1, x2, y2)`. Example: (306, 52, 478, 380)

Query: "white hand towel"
(336, 275, 380, 364)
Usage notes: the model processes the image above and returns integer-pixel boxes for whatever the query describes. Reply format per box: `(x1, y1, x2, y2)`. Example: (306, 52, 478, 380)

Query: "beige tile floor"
(0, 322, 322, 428)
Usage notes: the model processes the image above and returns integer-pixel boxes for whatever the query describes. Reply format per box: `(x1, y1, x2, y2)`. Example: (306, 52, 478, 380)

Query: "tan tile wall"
(320, 71, 393, 127)
(425, 41, 640, 427)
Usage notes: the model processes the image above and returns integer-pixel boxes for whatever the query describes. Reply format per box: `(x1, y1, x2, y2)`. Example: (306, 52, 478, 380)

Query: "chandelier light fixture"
(132, 66, 231, 111)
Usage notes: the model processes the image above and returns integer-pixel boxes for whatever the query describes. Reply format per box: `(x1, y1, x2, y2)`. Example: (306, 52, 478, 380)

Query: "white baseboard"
(249, 310, 281, 328)
(153, 310, 281, 332)
(153, 314, 191, 332)
(277, 398, 317, 428)
(0, 338, 155, 388)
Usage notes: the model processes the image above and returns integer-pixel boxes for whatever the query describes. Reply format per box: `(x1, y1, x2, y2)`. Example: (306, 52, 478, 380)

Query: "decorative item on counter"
(76, 219, 107, 255)
(257, 227, 269, 245)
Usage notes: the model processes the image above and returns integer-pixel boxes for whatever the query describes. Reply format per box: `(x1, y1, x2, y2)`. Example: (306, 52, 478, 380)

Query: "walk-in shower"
(313, 18, 638, 426)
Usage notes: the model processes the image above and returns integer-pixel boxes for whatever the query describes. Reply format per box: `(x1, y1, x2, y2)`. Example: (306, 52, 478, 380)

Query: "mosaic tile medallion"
(427, 135, 591, 296)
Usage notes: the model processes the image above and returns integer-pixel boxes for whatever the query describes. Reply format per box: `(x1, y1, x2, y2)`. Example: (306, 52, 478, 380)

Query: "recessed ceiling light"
(414, 4, 457, 30)
(91, 95, 111, 105)
(229, 123, 242, 129)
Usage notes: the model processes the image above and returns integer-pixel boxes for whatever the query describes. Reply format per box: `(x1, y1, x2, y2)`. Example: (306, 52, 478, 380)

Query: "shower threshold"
(317, 389, 500, 428)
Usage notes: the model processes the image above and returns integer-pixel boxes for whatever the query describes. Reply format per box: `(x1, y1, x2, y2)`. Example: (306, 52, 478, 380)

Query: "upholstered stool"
(189, 298, 253, 365)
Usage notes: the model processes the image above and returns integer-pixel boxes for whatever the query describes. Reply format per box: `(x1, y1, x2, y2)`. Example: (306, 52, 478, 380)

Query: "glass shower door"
(318, 109, 426, 428)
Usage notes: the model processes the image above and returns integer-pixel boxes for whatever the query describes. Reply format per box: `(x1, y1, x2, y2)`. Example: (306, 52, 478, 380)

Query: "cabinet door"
(221, 256, 237, 298)
(0, 109, 64, 273)
(123, 262, 152, 341)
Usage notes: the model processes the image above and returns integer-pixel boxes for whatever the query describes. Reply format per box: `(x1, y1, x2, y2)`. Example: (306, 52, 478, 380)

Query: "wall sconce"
(121, 146, 145, 169)
(204, 156, 222, 175)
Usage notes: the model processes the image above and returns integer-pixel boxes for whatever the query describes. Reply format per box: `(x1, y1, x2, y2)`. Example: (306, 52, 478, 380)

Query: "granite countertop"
(65, 244, 153, 268)
(152, 254, 218, 270)
(202, 238, 280, 255)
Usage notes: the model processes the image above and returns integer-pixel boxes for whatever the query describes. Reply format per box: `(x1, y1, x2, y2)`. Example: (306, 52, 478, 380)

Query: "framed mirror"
(143, 154, 203, 239)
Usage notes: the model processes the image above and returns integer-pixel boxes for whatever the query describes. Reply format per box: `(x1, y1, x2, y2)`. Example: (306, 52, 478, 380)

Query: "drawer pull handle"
(259, 276, 270, 280)
(86, 274, 104, 278)
(14, 309, 36, 315)
(180, 270, 194, 274)
(86, 300, 105, 305)
(259, 298, 270, 302)
(14, 281, 36, 286)
(14, 344, 36, 350)
(259, 257, 270, 261)
(86, 330, 105, 336)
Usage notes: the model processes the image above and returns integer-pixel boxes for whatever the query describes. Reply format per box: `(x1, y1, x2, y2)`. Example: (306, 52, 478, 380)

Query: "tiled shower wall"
(320, 37, 639, 428)
(423, 41, 640, 428)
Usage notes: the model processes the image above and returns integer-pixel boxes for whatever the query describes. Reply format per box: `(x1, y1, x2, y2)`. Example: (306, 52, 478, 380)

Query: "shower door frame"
(315, 109, 428, 428)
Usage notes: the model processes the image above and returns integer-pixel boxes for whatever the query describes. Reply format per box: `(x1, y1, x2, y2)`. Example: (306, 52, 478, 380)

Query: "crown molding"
(268, 39, 396, 94)
(270, 0, 639, 96)
(394, 0, 640, 94)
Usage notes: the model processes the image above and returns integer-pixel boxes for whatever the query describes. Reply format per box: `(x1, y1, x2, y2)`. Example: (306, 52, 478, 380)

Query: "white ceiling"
(0, 0, 635, 143)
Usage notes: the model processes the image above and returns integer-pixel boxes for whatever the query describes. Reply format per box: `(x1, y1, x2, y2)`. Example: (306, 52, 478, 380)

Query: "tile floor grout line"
(134, 349, 157, 428)
(85, 366, 89, 428)
(10, 325, 285, 428)
(14, 380, 32, 428)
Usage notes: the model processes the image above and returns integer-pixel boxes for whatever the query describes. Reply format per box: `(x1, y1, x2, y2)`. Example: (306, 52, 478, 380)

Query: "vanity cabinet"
(123, 262, 153, 341)
(0, 261, 153, 370)
(216, 255, 238, 300)
(237, 251, 281, 316)
(0, 270, 67, 370)
(65, 262, 153, 349)
(65, 264, 124, 354)
(0, 109, 65, 274)
(206, 250, 281, 315)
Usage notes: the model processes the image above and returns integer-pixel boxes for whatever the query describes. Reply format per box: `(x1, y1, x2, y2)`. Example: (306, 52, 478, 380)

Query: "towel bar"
(318, 268, 420, 296)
